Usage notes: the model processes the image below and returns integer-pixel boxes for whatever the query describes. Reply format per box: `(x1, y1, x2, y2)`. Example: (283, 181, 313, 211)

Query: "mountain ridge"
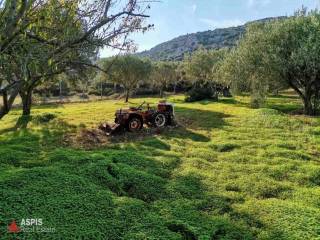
(136, 16, 286, 61)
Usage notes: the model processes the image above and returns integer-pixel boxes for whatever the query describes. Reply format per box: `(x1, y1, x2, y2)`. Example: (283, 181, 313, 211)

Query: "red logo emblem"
(8, 220, 20, 233)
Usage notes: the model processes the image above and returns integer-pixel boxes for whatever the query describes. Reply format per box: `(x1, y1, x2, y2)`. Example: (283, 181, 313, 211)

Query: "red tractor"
(100, 101, 175, 134)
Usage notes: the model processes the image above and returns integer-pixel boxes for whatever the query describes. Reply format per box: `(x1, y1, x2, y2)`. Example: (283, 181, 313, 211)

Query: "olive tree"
(151, 61, 176, 98)
(0, 0, 38, 117)
(173, 61, 186, 94)
(0, 0, 153, 119)
(183, 47, 228, 101)
(220, 9, 320, 114)
(218, 23, 273, 107)
(103, 55, 151, 102)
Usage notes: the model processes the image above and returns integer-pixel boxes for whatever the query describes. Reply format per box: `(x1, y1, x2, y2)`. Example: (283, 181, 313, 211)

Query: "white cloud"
(199, 18, 245, 29)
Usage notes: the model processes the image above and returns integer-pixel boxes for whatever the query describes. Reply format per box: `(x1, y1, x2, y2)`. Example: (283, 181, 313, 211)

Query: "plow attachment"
(99, 123, 123, 136)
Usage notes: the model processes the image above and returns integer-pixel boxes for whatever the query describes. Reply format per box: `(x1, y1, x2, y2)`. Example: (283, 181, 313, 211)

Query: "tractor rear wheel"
(127, 117, 143, 132)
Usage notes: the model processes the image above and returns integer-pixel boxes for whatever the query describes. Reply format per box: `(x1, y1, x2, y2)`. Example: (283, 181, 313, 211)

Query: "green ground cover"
(0, 95, 319, 239)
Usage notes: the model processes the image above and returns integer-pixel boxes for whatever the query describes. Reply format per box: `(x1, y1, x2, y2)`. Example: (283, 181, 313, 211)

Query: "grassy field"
(0, 95, 319, 239)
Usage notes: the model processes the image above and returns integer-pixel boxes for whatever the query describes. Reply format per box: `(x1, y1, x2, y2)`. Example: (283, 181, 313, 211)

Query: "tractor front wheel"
(153, 113, 167, 128)
(127, 117, 143, 132)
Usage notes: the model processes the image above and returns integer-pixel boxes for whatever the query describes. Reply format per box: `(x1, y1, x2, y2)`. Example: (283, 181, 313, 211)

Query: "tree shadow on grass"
(15, 115, 32, 129)
(0, 118, 77, 168)
(183, 97, 250, 108)
(265, 101, 302, 114)
(268, 104, 302, 114)
(32, 102, 65, 110)
(269, 94, 300, 100)
(217, 98, 238, 105)
(196, 98, 245, 107)
(265, 94, 302, 113)
(0, 115, 33, 135)
(157, 171, 258, 239)
(175, 106, 231, 131)
(164, 126, 211, 142)
(188, 95, 304, 116)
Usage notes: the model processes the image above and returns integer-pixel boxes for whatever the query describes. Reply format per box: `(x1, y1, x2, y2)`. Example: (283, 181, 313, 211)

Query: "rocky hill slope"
(136, 17, 285, 61)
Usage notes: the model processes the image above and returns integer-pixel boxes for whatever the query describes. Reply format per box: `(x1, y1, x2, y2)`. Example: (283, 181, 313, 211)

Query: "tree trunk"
(59, 80, 63, 101)
(160, 88, 163, 98)
(313, 84, 320, 116)
(125, 89, 129, 103)
(100, 80, 103, 100)
(0, 83, 21, 120)
(222, 87, 232, 97)
(303, 96, 314, 115)
(20, 90, 32, 116)
(0, 91, 9, 119)
(288, 79, 318, 116)
(272, 89, 279, 96)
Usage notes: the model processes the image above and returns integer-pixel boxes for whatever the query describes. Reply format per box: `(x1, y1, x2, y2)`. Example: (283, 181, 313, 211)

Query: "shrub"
(79, 93, 89, 99)
(134, 88, 158, 96)
(309, 170, 320, 186)
(210, 143, 240, 152)
(33, 113, 57, 124)
(185, 82, 218, 102)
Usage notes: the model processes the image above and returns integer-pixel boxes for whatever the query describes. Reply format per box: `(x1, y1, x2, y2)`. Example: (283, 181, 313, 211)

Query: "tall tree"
(183, 48, 228, 101)
(0, 0, 153, 119)
(184, 47, 215, 84)
(173, 62, 186, 94)
(220, 9, 320, 114)
(151, 61, 176, 98)
(103, 55, 151, 102)
(0, 0, 37, 117)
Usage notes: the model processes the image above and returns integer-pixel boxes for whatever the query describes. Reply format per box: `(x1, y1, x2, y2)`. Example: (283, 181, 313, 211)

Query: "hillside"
(136, 17, 285, 61)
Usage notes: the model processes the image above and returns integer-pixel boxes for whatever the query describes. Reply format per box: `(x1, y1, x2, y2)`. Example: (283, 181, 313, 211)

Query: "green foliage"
(184, 48, 228, 84)
(183, 48, 228, 102)
(151, 61, 177, 97)
(185, 82, 218, 102)
(101, 55, 152, 102)
(218, 22, 279, 108)
(0, 0, 152, 118)
(220, 10, 320, 114)
(33, 113, 57, 124)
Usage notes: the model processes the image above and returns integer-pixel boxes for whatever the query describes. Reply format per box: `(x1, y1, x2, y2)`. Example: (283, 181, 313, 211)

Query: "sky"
(100, 0, 320, 57)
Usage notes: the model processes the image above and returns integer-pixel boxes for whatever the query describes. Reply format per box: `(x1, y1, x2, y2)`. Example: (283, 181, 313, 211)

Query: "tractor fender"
(128, 113, 143, 121)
